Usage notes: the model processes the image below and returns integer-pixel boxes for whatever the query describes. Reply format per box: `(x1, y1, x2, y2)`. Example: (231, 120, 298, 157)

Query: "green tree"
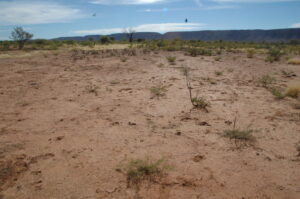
(10, 27, 33, 50)
(100, 36, 110, 44)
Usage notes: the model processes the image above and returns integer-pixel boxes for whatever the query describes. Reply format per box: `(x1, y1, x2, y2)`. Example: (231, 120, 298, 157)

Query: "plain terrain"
(0, 45, 299, 199)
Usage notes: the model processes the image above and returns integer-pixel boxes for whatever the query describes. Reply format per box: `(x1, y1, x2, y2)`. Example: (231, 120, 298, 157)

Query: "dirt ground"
(0, 48, 299, 199)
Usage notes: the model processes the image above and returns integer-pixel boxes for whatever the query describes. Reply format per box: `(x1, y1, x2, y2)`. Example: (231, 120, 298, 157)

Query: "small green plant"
(257, 75, 275, 88)
(223, 118, 255, 148)
(166, 56, 176, 65)
(191, 97, 210, 110)
(150, 85, 167, 99)
(125, 158, 170, 187)
(215, 71, 223, 76)
(269, 87, 285, 100)
(224, 129, 254, 141)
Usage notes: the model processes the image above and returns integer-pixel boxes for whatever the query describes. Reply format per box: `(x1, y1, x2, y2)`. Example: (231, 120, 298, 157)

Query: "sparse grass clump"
(285, 85, 300, 98)
(281, 70, 296, 78)
(287, 58, 300, 65)
(269, 87, 285, 100)
(224, 129, 254, 141)
(214, 56, 221, 61)
(126, 158, 170, 187)
(86, 84, 98, 95)
(215, 71, 223, 76)
(150, 85, 167, 99)
(166, 56, 176, 65)
(191, 97, 210, 110)
(266, 48, 283, 62)
(247, 49, 255, 58)
(187, 48, 212, 57)
(296, 145, 300, 156)
(257, 75, 275, 88)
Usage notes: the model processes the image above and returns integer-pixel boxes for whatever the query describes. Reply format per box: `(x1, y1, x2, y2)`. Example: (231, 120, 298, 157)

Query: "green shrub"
(269, 87, 285, 100)
(166, 56, 176, 65)
(266, 48, 283, 62)
(125, 158, 170, 187)
(224, 129, 254, 141)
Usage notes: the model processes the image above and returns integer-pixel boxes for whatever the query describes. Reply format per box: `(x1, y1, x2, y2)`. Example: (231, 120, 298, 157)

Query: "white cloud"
(291, 23, 300, 28)
(89, 0, 172, 4)
(0, 1, 85, 26)
(73, 23, 205, 35)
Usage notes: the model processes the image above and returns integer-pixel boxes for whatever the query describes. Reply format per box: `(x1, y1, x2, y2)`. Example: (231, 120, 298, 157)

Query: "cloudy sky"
(0, 0, 299, 40)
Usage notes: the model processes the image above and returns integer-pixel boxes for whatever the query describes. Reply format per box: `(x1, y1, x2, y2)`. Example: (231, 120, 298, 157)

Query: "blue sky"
(0, 0, 300, 40)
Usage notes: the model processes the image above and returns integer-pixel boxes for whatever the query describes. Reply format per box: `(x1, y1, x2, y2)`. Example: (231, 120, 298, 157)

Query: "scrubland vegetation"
(0, 36, 300, 199)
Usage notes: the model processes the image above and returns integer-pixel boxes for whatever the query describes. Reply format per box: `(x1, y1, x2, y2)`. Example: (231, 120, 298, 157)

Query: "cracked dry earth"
(0, 49, 299, 199)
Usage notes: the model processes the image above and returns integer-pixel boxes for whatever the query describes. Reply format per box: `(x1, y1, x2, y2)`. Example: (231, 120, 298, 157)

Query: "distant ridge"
(53, 28, 300, 42)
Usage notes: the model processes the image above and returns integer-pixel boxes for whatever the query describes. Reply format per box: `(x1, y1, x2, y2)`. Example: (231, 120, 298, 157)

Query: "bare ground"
(0, 49, 299, 199)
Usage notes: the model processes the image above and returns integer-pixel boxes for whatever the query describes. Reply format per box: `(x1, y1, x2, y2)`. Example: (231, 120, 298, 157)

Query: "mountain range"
(54, 28, 300, 42)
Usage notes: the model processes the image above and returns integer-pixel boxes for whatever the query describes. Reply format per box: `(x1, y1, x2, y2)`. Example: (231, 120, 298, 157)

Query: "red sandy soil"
(0, 49, 299, 199)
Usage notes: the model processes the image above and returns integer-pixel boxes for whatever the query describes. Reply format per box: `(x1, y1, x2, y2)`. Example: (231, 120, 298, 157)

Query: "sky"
(0, 0, 300, 40)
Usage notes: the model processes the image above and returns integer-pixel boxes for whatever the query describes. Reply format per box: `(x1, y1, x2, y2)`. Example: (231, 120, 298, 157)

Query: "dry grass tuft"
(285, 85, 300, 98)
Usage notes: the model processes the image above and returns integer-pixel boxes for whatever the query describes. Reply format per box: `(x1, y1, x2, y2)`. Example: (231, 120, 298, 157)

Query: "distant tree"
(10, 27, 33, 50)
(124, 28, 136, 43)
(100, 36, 110, 44)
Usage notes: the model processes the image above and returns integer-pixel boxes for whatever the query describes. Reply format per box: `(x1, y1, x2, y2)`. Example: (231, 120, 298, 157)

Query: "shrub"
(150, 85, 167, 99)
(187, 48, 212, 57)
(125, 158, 170, 187)
(100, 36, 110, 44)
(257, 75, 275, 88)
(270, 87, 285, 100)
(215, 71, 223, 76)
(247, 49, 255, 58)
(191, 97, 210, 109)
(266, 48, 283, 62)
(287, 58, 300, 65)
(0, 41, 10, 51)
(285, 85, 300, 98)
(166, 56, 176, 65)
(224, 129, 254, 141)
(281, 70, 296, 78)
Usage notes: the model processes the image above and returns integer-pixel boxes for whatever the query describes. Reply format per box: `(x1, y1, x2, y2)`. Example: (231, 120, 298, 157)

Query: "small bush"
(266, 48, 283, 62)
(285, 85, 300, 98)
(166, 56, 176, 65)
(269, 87, 285, 100)
(125, 158, 170, 187)
(281, 70, 296, 78)
(150, 85, 167, 99)
(257, 75, 275, 88)
(224, 129, 254, 141)
(214, 56, 221, 61)
(287, 58, 300, 65)
(191, 97, 210, 109)
(247, 49, 255, 58)
(215, 71, 223, 76)
(187, 48, 212, 57)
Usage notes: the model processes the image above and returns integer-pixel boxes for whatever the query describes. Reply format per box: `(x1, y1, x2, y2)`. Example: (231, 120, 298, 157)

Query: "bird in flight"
(92, 13, 96, 17)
